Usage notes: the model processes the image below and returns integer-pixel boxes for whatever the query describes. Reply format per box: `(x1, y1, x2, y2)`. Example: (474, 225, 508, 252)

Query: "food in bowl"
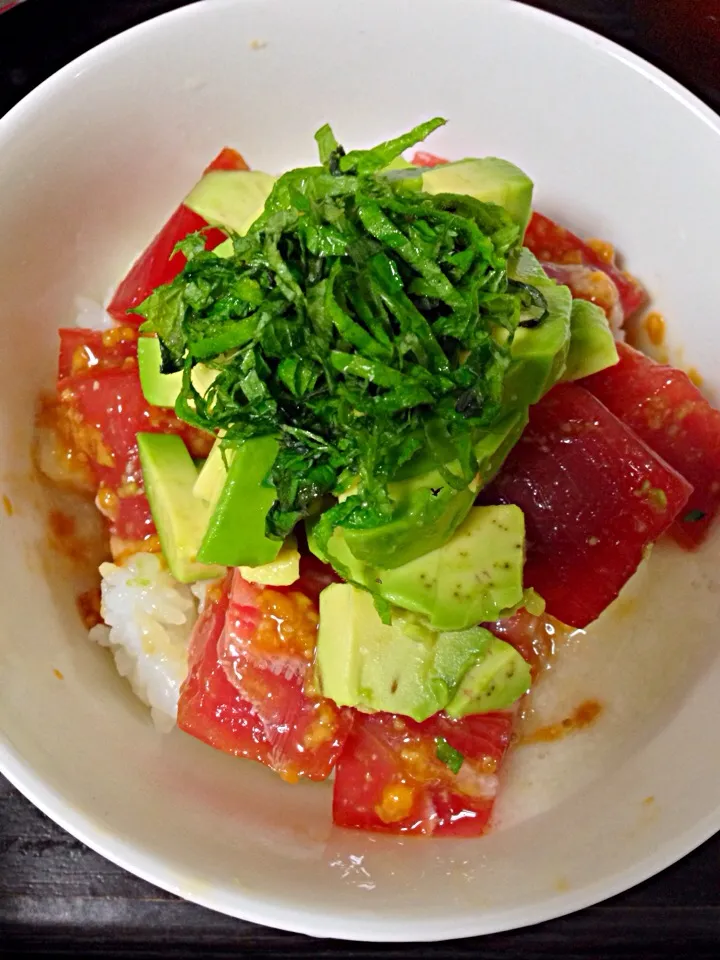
(36, 119, 720, 837)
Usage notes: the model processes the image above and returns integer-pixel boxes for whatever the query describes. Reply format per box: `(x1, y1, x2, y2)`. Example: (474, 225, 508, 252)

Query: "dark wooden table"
(1, 1, 719, 956)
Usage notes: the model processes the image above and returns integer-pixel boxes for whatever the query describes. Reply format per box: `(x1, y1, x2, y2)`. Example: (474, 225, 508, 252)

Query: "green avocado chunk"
(420, 157, 534, 232)
(381, 156, 423, 192)
(316, 583, 530, 720)
(373, 505, 525, 631)
(239, 537, 300, 586)
(341, 481, 477, 571)
(562, 299, 619, 381)
(503, 248, 573, 408)
(184, 169, 276, 236)
(320, 504, 525, 631)
(196, 435, 281, 567)
(330, 409, 527, 573)
(472, 409, 529, 488)
(316, 583, 493, 721)
(445, 636, 531, 717)
(193, 436, 227, 502)
(136, 433, 225, 583)
(137, 337, 217, 409)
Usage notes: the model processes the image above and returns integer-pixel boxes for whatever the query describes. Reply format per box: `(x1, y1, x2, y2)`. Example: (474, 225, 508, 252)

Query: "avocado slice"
(193, 436, 228, 503)
(381, 156, 423, 192)
(185, 169, 276, 236)
(316, 583, 530, 720)
(239, 536, 300, 586)
(196, 435, 282, 567)
(472, 409, 529, 487)
(420, 157, 534, 233)
(317, 583, 498, 721)
(137, 337, 218, 409)
(342, 481, 477, 571)
(374, 505, 525, 631)
(562, 299, 619, 381)
(503, 248, 573, 408)
(319, 409, 527, 575)
(321, 505, 524, 631)
(445, 637, 531, 717)
(136, 433, 225, 583)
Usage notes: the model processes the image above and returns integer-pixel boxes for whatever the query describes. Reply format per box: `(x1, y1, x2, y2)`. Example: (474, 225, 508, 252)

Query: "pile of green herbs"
(136, 118, 542, 541)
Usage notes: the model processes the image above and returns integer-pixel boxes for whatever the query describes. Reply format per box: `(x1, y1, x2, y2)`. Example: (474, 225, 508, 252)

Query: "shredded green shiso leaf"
(435, 736, 464, 774)
(135, 119, 546, 541)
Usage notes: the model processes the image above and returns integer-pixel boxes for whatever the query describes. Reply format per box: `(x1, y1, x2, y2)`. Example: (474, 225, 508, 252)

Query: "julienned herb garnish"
(136, 118, 542, 541)
(683, 509, 706, 523)
(435, 736, 464, 774)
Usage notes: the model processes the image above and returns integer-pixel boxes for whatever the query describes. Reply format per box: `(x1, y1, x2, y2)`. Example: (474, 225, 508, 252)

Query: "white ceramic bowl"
(1, 0, 719, 941)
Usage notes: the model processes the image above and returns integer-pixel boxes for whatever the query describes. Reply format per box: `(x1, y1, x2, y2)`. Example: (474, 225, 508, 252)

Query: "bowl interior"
(0, 0, 719, 941)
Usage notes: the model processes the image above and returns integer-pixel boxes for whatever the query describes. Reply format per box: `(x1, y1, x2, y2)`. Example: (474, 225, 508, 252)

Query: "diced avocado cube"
(381, 156, 423, 192)
(185, 169, 276, 236)
(316, 583, 493, 721)
(196, 435, 282, 567)
(445, 637, 531, 717)
(322, 505, 524, 632)
(420, 157, 534, 232)
(503, 248, 572, 408)
(137, 337, 217, 409)
(138, 338, 181, 408)
(342, 482, 476, 571)
(316, 584, 530, 721)
(373, 505, 525, 631)
(136, 433, 225, 583)
(473, 409, 529, 487)
(193, 436, 228, 503)
(239, 537, 300, 586)
(212, 238, 234, 258)
(309, 524, 362, 580)
(562, 299, 619, 381)
(319, 410, 527, 577)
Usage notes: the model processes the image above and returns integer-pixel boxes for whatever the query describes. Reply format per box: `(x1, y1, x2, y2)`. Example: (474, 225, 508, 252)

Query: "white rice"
(89, 553, 201, 732)
(73, 287, 117, 330)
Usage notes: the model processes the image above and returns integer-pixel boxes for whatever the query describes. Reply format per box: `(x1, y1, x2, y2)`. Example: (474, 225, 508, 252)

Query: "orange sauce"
(586, 238, 615, 265)
(102, 325, 137, 348)
(579, 270, 620, 319)
(376, 782, 415, 824)
(35, 393, 97, 491)
(302, 701, 340, 750)
(48, 509, 75, 539)
(491, 608, 577, 681)
(518, 699, 602, 745)
(56, 388, 114, 468)
(557, 249, 583, 265)
(110, 533, 161, 564)
(77, 586, 103, 630)
(96, 484, 120, 521)
(644, 311, 666, 347)
(255, 589, 319, 661)
(70, 345, 94, 376)
(47, 508, 106, 569)
(2, 495, 13, 516)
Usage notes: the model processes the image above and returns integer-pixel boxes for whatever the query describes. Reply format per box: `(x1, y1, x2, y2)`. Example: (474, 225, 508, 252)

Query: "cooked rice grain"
(90, 553, 198, 731)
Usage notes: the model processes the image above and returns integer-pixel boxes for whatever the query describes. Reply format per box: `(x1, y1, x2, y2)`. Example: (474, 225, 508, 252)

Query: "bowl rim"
(1, 0, 719, 941)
